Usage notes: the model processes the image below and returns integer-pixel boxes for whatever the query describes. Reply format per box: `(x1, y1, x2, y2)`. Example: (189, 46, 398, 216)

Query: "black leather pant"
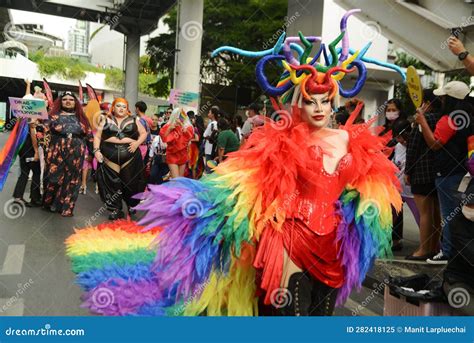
(96, 142, 145, 212)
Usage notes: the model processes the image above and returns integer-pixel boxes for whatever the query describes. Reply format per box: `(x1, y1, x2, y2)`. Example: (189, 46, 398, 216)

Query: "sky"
(9, 9, 168, 56)
(10, 9, 76, 43)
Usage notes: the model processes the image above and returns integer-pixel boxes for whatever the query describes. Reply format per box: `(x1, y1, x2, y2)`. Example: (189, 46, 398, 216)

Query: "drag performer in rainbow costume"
(66, 10, 404, 316)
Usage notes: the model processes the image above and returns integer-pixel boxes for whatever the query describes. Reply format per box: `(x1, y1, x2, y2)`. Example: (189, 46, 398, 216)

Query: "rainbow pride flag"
(0, 118, 29, 191)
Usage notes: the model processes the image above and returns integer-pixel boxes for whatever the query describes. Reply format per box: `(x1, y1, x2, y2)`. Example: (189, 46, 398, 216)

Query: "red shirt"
(159, 123, 194, 153)
(434, 115, 456, 145)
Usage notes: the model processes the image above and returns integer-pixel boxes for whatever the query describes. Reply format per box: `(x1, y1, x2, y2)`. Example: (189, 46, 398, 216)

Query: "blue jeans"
(435, 173, 465, 258)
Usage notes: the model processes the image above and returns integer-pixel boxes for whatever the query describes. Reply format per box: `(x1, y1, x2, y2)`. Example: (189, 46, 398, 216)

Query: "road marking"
(344, 297, 380, 316)
(0, 244, 25, 275)
(0, 298, 24, 316)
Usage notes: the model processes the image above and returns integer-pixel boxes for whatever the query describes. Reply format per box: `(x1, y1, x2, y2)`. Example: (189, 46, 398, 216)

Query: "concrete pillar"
(124, 31, 140, 106)
(173, 0, 204, 96)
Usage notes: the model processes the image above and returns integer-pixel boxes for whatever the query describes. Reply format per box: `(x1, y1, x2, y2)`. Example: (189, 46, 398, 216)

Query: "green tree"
(394, 51, 432, 74)
(104, 68, 124, 89)
(394, 51, 433, 115)
(146, 0, 289, 97)
(30, 54, 163, 97)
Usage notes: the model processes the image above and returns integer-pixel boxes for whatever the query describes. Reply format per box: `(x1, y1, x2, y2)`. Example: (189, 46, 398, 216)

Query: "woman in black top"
(380, 99, 407, 137)
(42, 92, 94, 217)
(405, 90, 442, 260)
(94, 98, 147, 220)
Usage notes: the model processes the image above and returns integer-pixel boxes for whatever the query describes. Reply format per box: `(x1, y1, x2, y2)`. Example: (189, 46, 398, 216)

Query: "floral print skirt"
(43, 136, 86, 216)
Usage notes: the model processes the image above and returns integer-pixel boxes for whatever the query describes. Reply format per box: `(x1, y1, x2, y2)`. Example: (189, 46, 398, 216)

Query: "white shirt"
(241, 115, 264, 138)
(149, 135, 167, 157)
(203, 120, 217, 155)
(394, 143, 413, 198)
(236, 127, 243, 141)
(241, 118, 252, 138)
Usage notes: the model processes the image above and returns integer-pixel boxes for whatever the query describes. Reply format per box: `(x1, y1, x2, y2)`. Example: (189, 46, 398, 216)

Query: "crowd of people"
(11, 75, 473, 262)
(10, 82, 266, 220)
(5, 29, 473, 316)
(333, 82, 473, 266)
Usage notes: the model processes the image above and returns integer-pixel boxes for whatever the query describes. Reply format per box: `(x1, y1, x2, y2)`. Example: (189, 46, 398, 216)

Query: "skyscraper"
(68, 20, 90, 61)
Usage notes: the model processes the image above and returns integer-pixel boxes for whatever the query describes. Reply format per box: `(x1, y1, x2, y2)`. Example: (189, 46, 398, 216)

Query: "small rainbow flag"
(179, 109, 188, 123)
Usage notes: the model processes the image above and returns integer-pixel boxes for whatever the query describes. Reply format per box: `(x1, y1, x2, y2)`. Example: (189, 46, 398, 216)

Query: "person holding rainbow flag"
(66, 9, 405, 316)
(159, 108, 194, 178)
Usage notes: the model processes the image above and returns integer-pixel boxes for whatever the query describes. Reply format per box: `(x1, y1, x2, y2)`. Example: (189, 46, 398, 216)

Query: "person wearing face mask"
(94, 98, 147, 220)
(443, 179, 474, 315)
(380, 99, 407, 138)
(65, 21, 403, 317)
(385, 107, 400, 121)
(42, 91, 94, 217)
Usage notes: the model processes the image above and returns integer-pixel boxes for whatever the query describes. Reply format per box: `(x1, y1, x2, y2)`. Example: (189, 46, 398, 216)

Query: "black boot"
(309, 278, 338, 316)
(272, 272, 313, 316)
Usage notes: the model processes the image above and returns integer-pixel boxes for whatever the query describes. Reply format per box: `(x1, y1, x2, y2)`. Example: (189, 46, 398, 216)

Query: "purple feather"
(335, 199, 361, 306)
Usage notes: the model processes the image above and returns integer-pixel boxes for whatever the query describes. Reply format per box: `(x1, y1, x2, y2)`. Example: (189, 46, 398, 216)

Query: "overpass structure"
(0, 0, 471, 109)
(335, 0, 474, 72)
(0, 0, 179, 105)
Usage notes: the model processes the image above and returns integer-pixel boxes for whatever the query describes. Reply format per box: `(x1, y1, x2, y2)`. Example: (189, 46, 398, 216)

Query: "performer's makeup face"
(114, 102, 128, 117)
(61, 96, 75, 110)
(301, 92, 332, 129)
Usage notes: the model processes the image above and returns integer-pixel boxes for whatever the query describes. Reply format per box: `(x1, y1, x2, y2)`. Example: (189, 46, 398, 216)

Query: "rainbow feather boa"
(66, 115, 401, 316)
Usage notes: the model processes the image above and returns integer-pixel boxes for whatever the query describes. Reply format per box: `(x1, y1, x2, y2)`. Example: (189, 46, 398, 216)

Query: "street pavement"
(0, 131, 438, 316)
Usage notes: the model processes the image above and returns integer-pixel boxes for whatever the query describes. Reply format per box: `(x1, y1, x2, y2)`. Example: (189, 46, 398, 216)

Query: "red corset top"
(293, 149, 353, 235)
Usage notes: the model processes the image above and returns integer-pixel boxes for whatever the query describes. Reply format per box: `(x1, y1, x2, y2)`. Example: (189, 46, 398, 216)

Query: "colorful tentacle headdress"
(212, 9, 405, 105)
